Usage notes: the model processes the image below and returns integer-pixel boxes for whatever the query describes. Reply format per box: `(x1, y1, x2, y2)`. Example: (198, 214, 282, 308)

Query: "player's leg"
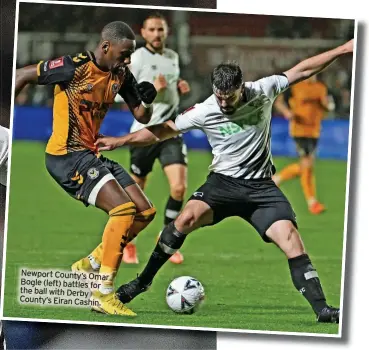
(246, 180, 338, 323)
(46, 151, 137, 316)
(84, 156, 156, 267)
(159, 137, 188, 264)
(87, 177, 138, 316)
(162, 164, 187, 264)
(122, 145, 157, 263)
(116, 172, 231, 303)
(124, 183, 156, 244)
(272, 135, 303, 187)
(138, 199, 213, 284)
(122, 173, 147, 264)
(162, 164, 187, 228)
(272, 162, 301, 186)
(130, 173, 147, 190)
(297, 138, 325, 214)
(116, 199, 214, 303)
(265, 220, 339, 323)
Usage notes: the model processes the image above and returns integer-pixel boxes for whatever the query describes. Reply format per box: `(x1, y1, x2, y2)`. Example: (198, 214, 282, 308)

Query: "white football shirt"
(116, 47, 181, 132)
(174, 75, 289, 179)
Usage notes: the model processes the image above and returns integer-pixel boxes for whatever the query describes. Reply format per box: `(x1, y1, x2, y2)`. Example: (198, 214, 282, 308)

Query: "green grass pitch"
(3, 141, 347, 335)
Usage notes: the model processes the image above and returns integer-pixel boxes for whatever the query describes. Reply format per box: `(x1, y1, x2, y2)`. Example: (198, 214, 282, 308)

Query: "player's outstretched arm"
(95, 120, 180, 151)
(284, 39, 354, 85)
(15, 65, 38, 97)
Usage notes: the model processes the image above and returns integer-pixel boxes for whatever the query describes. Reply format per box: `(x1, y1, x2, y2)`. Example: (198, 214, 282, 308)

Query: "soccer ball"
(166, 276, 205, 314)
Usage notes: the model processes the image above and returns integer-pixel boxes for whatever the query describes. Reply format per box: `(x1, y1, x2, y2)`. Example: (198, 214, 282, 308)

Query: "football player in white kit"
(117, 13, 190, 265)
(96, 39, 354, 322)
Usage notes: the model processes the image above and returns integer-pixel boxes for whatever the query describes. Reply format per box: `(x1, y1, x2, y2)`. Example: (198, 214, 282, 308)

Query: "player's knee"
(142, 206, 157, 222)
(267, 221, 305, 257)
(176, 210, 197, 231)
(300, 155, 313, 169)
(109, 202, 137, 217)
(170, 183, 187, 200)
(282, 226, 305, 257)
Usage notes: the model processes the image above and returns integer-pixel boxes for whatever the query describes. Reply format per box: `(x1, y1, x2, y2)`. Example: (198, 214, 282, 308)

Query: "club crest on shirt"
(87, 168, 99, 180)
(112, 83, 120, 94)
(82, 83, 93, 93)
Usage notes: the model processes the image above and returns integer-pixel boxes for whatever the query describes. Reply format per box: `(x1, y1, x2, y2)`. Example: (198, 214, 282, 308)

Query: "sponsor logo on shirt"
(49, 57, 64, 69)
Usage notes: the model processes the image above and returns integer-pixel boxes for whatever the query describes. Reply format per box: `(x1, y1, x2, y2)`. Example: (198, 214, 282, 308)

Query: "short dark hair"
(211, 62, 243, 93)
(142, 12, 167, 28)
(101, 21, 135, 42)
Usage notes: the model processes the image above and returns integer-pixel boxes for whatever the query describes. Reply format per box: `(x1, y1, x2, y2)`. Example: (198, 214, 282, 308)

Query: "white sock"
(308, 198, 317, 207)
(88, 255, 101, 270)
(98, 284, 113, 295)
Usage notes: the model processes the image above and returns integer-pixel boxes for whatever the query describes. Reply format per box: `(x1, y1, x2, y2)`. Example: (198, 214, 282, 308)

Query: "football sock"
(88, 244, 103, 270)
(301, 166, 316, 205)
(99, 202, 136, 294)
(128, 207, 157, 243)
(164, 196, 183, 226)
(288, 254, 327, 314)
(89, 207, 156, 260)
(138, 222, 186, 286)
(278, 163, 301, 183)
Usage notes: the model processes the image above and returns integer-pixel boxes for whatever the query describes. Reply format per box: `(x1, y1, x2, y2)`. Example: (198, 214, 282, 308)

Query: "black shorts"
(188, 172, 297, 242)
(293, 137, 318, 156)
(45, 150, 135, 206)
(129, 135, 187, 178)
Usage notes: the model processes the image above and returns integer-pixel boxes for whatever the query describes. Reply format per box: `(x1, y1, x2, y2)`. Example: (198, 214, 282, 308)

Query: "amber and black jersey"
(37, 51, 141, 155)
(288, 80, 328, 139)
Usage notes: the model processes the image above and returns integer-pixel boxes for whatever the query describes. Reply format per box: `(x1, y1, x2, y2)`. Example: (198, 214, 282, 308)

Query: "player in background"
(116, 12, 190, 264)
(272, 75, 335, 214)
(96, 39, 353, 322)
(14, 21, 158, 316)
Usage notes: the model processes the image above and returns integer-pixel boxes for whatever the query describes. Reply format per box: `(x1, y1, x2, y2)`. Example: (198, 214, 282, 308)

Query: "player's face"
(214, 86, 243, 115)
(104, 39, 136, 73)
(142, 18, 168, 52)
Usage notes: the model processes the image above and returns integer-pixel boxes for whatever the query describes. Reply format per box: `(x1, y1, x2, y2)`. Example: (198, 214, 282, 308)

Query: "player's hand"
(292, 114, 309, 124)
(94, 136, 122, 151)
(177, 79, 190, 95)
(284, 110, 294, 121)
(137, 81, 157, 105)
(153, 74, 167, 92)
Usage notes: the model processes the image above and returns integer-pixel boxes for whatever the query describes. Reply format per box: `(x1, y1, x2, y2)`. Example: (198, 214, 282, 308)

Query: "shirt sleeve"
(174, 104, 204, 132)
(258, 74, 290, 100)
(118, 68, 142, 109)
(37, 55, 76, 85)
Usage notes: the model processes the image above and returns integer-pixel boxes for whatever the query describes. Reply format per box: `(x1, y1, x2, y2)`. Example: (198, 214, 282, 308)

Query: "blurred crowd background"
(15, 3, 354, 119)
